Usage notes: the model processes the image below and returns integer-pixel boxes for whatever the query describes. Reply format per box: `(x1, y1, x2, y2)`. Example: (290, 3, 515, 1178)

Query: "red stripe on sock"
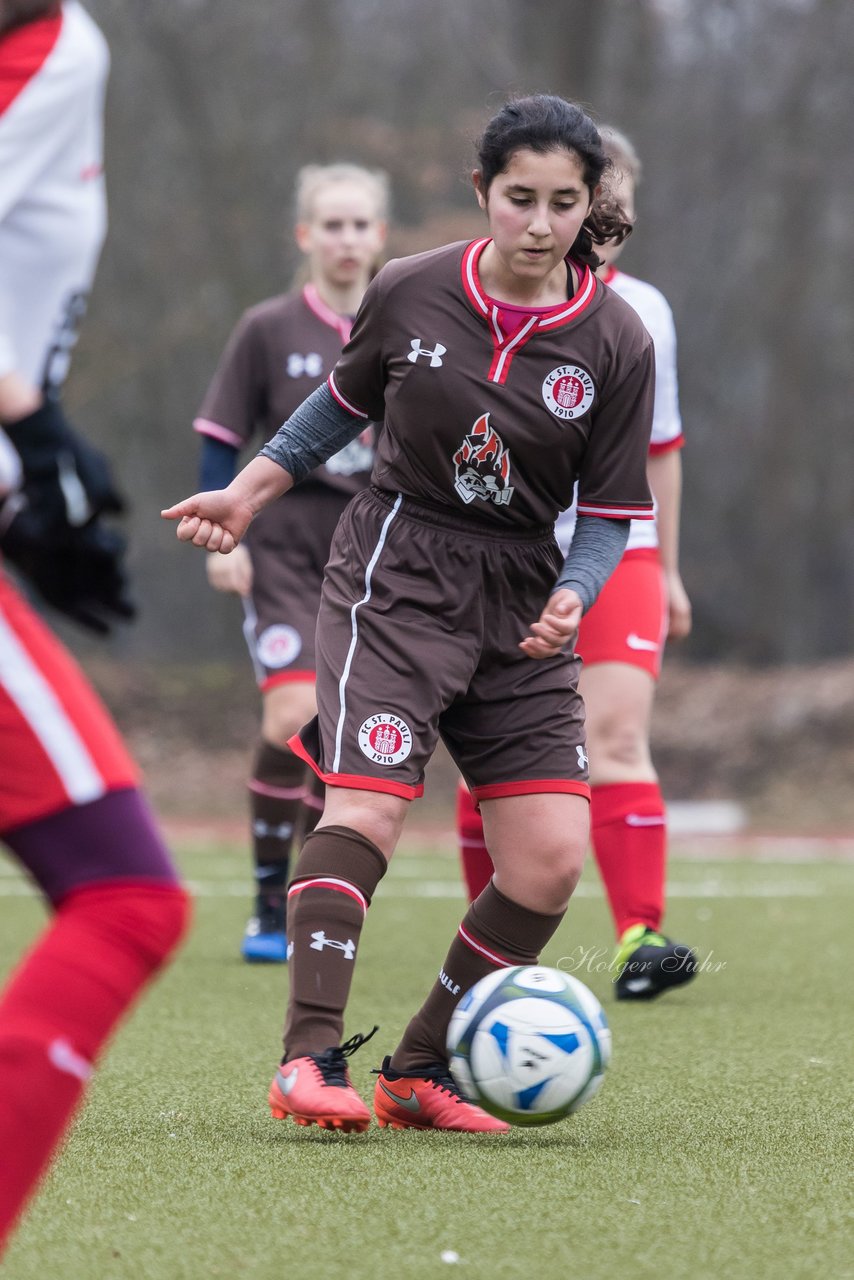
(457, 924, 513, 968)
(287, 877, 367, 913)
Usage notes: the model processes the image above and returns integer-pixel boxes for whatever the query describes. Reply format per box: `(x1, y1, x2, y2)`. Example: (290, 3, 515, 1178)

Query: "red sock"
(0, 881, 190, 1253)
(590, 782, 667, 938)
(457, 784, 494, 902)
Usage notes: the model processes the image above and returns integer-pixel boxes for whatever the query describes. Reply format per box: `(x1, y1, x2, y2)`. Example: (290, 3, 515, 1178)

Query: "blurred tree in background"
(66, 0, 854, 665)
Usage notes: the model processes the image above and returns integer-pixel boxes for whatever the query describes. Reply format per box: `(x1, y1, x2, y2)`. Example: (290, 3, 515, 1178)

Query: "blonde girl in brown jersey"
(164, 95, 653, 1134)
(195, 164, 388, 963)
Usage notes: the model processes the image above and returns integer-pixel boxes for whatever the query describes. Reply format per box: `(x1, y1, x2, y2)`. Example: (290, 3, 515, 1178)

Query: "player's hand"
(665, 570, 692, 640)
(520, 588, 583, 659)
(205, 542, 253, 595)
(4, 399, 127, 529)
(160, 489, 254, 554)
(1, 509, 135, 635)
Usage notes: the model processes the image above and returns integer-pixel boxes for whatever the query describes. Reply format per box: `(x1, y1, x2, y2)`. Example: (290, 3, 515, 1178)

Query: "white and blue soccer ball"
(446, 965, 611, 1126)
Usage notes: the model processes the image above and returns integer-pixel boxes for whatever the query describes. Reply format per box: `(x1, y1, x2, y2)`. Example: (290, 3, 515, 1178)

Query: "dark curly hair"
(476, 95, 633, 270)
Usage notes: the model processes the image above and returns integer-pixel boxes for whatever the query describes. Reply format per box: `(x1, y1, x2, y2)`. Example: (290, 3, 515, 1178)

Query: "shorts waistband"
(368, 487, 554, 544)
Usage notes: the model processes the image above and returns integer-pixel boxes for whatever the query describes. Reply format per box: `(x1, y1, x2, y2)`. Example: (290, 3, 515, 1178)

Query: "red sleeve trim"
(260, 671, 317, 693)
(328, 372, 369, 420)
(648, 434, 685, 457)
(287, 733, 423, 800)
(576, 501, 655, 521)
(0, 11, 63, 115)
(471, 779, 591, 802)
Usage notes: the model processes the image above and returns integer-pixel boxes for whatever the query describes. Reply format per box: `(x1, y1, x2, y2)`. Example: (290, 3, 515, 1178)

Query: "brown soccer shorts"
(291, 488, 589, 801)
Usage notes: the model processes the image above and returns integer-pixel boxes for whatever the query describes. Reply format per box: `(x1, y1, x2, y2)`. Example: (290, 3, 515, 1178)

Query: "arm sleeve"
(577, 340, 655, 520)
(553, 515, 630, 612)
(193, 312, 266, 448)
(259, 383, 368, 482)
(199, 436, 239, 491)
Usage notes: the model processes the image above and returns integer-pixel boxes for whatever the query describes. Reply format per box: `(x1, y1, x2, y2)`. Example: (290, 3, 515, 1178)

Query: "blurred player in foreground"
(0, 1, 190, 1253)
(457, 127, 697, 1001)
(196, 164, 388, 962)
(165, 94, 654, 1134)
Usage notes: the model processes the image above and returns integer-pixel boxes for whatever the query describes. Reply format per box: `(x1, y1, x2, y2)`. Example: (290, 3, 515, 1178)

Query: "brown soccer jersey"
(195, 284, 372, 495)
(329, 239, 654, 526)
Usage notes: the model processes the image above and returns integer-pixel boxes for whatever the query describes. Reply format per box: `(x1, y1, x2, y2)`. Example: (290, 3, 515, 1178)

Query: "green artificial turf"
(1, 840, 852, 1279)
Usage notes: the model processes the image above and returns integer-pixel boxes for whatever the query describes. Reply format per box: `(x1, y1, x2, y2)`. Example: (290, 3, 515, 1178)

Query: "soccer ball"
(446, 965, 611, 1126)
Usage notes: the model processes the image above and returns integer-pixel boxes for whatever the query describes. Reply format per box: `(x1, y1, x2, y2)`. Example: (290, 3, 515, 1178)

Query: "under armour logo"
(576, 745, 589, 770)
(287, 352, 324, 378)
(310, 930, 356, 960)
(252, 819, 294, 840)
(407, 338, 446, 367)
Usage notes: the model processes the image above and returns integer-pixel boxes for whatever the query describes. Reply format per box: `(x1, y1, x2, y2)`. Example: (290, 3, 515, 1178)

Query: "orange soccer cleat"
(268, 1031, 376, 1133)
(373, 1057, 510, 1133)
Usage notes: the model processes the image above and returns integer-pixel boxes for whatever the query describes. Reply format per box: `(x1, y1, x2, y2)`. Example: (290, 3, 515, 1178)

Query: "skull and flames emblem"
(452, 413, 514, 507)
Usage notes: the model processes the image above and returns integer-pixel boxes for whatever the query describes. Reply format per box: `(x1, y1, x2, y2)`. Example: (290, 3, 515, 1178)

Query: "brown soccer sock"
(390, 882, 565, 1072)
(283, 825, 387, 1059)
(248, 740, 307, 903)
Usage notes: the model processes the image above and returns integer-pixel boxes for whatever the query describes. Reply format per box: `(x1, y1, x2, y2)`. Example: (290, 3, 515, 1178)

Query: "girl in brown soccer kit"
(194, 165, 388, 962)
(164, 96, 654, 1133)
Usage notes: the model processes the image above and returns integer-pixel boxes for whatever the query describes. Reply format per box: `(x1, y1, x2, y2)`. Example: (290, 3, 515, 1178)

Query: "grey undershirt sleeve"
(553, 515, 630, 612)
(259, 383, 367, 482)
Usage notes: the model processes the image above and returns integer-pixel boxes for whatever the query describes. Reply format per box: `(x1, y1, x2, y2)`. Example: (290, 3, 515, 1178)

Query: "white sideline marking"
(0, 879, 834, 900)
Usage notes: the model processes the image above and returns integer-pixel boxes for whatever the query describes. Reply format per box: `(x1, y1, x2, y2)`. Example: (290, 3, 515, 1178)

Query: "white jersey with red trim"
(556, 267, 683, 554)
(0, 1, 109, 392)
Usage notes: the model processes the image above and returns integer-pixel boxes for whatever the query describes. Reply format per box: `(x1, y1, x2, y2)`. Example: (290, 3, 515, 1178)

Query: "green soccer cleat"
(612, 924, 698, 1001)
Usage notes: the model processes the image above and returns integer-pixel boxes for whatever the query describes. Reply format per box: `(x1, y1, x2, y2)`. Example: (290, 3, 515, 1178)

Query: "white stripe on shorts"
(241, 596, 266, 685)
(332, 493, 403, 773)
(0, 604, 106, 805)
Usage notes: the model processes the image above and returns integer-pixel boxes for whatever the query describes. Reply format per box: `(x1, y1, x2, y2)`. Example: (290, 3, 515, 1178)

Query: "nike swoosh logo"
(377, 1079, 421, 1112)
(276, 1067, 299, 1095)
(626, 633, 659, 651)
(625, 814, 666, 828)
(624, 978, 652, 993)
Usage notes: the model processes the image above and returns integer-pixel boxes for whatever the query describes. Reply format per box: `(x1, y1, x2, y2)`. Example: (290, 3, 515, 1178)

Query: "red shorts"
(0, 572, 138, 833)
(575, 548, 667, 679)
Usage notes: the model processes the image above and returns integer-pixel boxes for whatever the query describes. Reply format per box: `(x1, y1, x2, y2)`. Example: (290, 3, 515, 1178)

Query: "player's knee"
(543, 847, 584, 905)
(261, 690, 317, 746)
(498, 840, 583, 914)
(588, 717, 648, 772)
(319, 797, 406, 859)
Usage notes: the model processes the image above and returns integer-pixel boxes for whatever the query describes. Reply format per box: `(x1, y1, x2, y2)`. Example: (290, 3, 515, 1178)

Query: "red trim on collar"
(460, 239, 598, 384)
(0, 10, 63, 116)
